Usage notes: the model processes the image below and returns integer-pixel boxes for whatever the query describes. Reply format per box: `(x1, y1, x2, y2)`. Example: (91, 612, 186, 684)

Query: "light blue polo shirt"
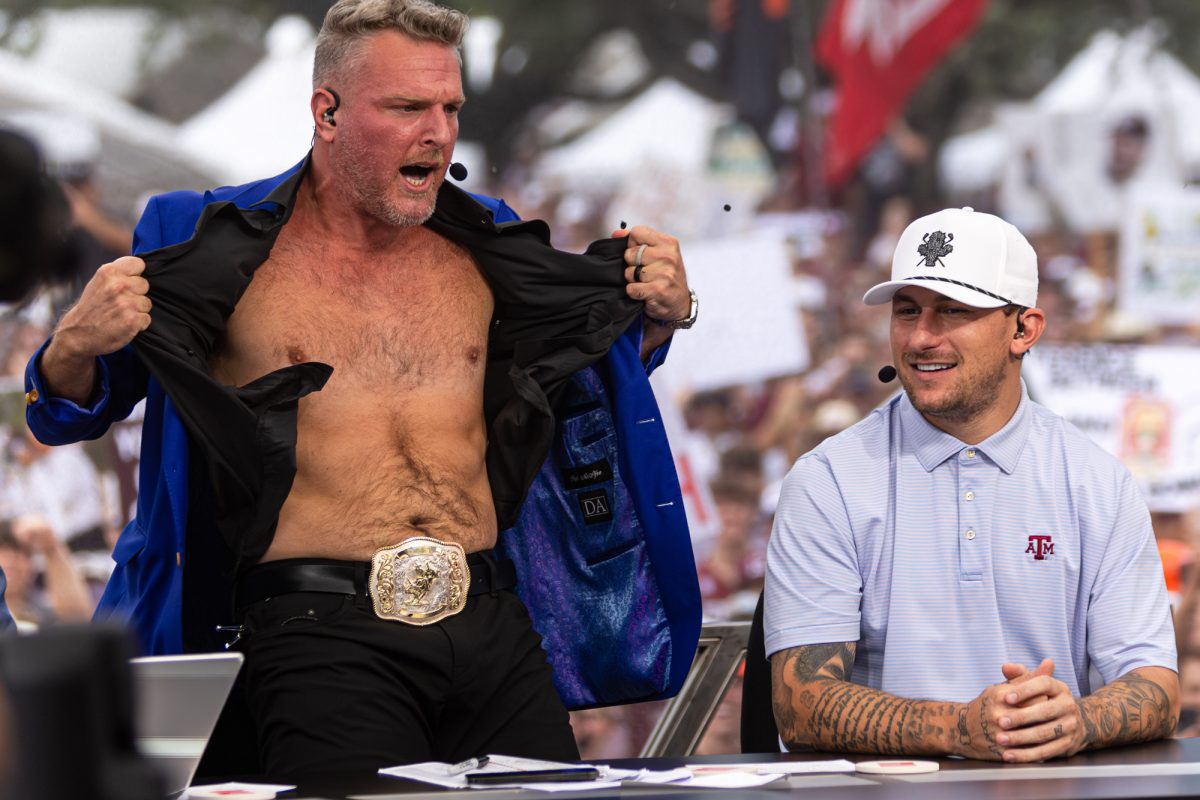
(764, 385, 1176, 702)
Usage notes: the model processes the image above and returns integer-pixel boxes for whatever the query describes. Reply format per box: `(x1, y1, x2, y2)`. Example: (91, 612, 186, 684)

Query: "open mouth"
(399, 163, 437, 187)
(912, 363, 954, 373)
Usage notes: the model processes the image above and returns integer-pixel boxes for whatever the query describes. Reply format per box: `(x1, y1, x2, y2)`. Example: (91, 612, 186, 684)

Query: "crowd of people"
(5, 144, 1200, 759)
(2, 0, 1199, 770)
(5, 144, 1199, 761)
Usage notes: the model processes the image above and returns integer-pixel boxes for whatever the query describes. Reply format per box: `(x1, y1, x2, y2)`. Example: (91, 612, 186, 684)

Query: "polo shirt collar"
(900, 381, 1031, 474)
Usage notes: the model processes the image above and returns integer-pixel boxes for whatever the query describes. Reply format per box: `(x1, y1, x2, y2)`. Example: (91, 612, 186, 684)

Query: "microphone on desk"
(877, 365, 897, 384)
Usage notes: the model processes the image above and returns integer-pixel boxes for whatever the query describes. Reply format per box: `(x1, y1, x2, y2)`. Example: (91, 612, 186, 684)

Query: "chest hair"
(223, 229, 493, 388)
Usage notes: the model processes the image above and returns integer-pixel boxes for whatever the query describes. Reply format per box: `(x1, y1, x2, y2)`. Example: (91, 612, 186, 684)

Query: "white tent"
(530, 78, 778, 240)
(0, 48, 219, 220)
(177, 16, 318, 185)
(939, 27, 1200, 233)
(5, 7, 187, 101)
(535, 78, 727, 187)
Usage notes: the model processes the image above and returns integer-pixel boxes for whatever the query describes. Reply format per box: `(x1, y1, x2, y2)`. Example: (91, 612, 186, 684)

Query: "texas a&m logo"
(1026, 535, 1054, 561)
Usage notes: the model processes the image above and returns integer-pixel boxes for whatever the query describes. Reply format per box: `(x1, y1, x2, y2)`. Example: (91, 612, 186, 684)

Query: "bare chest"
(214, 231, 493, 389)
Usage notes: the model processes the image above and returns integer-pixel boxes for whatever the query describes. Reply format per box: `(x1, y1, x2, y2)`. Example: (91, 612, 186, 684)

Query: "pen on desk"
(447, 756, 489, 776)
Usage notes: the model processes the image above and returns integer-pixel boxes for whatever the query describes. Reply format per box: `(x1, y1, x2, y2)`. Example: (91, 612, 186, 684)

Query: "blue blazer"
(25, 160, 700, 709)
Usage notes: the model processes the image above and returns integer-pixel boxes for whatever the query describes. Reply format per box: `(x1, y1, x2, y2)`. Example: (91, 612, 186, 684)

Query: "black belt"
(236, 551, 517, 609)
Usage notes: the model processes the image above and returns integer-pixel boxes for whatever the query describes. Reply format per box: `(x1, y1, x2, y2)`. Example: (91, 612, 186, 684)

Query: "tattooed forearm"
(771, 644, 954, 755)
(789, 642, 853, 682)
(1079, 669, 1178, 750)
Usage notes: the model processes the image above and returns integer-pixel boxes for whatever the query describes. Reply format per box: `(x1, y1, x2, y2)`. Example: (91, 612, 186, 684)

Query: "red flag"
(817, 0, 988, 187)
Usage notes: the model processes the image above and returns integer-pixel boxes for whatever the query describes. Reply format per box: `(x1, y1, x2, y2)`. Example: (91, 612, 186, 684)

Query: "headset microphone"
(878, 365, 897, 383)
(448, 162, 468, 181)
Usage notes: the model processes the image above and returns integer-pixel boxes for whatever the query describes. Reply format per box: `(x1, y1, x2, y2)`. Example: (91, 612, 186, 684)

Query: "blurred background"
(4, 0, 1200, 757)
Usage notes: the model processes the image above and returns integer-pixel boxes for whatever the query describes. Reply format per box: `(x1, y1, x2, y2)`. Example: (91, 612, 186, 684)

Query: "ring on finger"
(634, 243, 648, 267)
(633, 264, 645, 283)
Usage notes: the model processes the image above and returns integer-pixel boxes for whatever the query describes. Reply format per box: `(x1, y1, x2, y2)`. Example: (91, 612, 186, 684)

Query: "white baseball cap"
(862, 207, 1038, 309)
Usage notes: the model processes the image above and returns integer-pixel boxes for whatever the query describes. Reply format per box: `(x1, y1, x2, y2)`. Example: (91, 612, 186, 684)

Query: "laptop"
(131, 652, 244, 796)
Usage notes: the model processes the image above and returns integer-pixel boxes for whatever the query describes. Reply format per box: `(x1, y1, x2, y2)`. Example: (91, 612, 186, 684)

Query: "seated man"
(765, 207, 1178, 762)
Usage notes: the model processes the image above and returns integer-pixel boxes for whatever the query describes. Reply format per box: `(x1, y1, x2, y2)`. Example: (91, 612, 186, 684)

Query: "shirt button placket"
(960, 448, 982, 580)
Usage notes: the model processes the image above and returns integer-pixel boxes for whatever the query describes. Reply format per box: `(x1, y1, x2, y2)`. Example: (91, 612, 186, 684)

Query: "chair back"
(740, 591, 780, 752)
(638, 620, 750, 757)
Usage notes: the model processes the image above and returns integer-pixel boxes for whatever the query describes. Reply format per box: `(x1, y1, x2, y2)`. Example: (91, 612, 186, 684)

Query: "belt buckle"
(368, 537, 469, 626)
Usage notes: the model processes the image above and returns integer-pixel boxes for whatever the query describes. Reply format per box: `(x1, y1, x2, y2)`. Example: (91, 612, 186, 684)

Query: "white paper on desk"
(378, 761, 472, 788)
(674, 772, 785, 789)
(755, 759, 857, 775)
(378, 755, 615, 789)
(627, 768, 784, 789)
(634, 768, 694, 784)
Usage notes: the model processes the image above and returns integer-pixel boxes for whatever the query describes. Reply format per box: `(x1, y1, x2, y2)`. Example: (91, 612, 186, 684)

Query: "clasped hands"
(958, 658, 1088, 763)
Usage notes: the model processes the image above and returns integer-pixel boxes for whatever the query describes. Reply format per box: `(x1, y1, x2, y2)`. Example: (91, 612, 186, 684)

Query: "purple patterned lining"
(497, 368, 671, 709)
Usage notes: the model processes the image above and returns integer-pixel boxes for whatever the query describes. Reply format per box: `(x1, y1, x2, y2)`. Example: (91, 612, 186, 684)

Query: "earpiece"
(1013, 307, 1030, 359)
(321, 88, 342, 126)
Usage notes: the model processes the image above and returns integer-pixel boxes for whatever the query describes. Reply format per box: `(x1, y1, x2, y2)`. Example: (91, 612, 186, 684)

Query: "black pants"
(238, 585, 579, 777)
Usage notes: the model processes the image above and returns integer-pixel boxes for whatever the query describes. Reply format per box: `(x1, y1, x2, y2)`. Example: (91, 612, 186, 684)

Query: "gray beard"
(351, 182, 437, 228)
(338, 139, 440, 228)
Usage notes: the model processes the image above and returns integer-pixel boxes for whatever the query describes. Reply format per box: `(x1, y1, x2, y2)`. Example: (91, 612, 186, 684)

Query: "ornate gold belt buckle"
(368, 537, 469, 625)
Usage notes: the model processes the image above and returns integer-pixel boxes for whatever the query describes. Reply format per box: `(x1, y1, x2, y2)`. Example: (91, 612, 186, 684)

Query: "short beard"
(354, 185, 437, 228)
(902, 352, 1009, 425)
(338, 137, 439, 228)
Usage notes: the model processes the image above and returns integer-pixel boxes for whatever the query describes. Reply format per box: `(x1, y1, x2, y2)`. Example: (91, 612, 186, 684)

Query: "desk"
(272, 738, 1200, 799)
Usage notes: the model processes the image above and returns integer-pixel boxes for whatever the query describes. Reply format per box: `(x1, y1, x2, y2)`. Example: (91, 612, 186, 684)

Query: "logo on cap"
(917, 231, 954, 267)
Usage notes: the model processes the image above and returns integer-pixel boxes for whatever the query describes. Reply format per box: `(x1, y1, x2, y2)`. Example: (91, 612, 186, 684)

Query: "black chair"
(740, 590, 780, 753)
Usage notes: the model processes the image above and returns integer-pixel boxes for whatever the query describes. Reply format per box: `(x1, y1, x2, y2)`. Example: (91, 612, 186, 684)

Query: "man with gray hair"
(26, 0, 701, 777)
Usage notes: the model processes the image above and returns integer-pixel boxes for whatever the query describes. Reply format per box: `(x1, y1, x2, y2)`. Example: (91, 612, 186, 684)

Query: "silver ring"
(633, 264, 645, 283)
(634, 243, 648, 267)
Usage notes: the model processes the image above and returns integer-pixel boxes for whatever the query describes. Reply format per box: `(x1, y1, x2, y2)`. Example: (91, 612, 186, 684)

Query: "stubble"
(901, 348, 1009, 425)
(338, 135, 440, 228)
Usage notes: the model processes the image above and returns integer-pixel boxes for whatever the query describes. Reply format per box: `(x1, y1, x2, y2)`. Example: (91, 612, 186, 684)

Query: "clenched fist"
(41, 256, 152, 404)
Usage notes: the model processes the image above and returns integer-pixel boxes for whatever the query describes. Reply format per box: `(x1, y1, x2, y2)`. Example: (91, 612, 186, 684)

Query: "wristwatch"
(653, 289, 698, 330)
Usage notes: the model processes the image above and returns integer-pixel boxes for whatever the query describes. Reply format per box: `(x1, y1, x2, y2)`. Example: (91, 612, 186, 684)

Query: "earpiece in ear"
(320, 87, 342, 126)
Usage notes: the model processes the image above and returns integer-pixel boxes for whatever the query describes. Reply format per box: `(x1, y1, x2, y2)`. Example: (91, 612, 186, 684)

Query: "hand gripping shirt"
(765, 385, 1176, 702)
(25, 157, 700, 709)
